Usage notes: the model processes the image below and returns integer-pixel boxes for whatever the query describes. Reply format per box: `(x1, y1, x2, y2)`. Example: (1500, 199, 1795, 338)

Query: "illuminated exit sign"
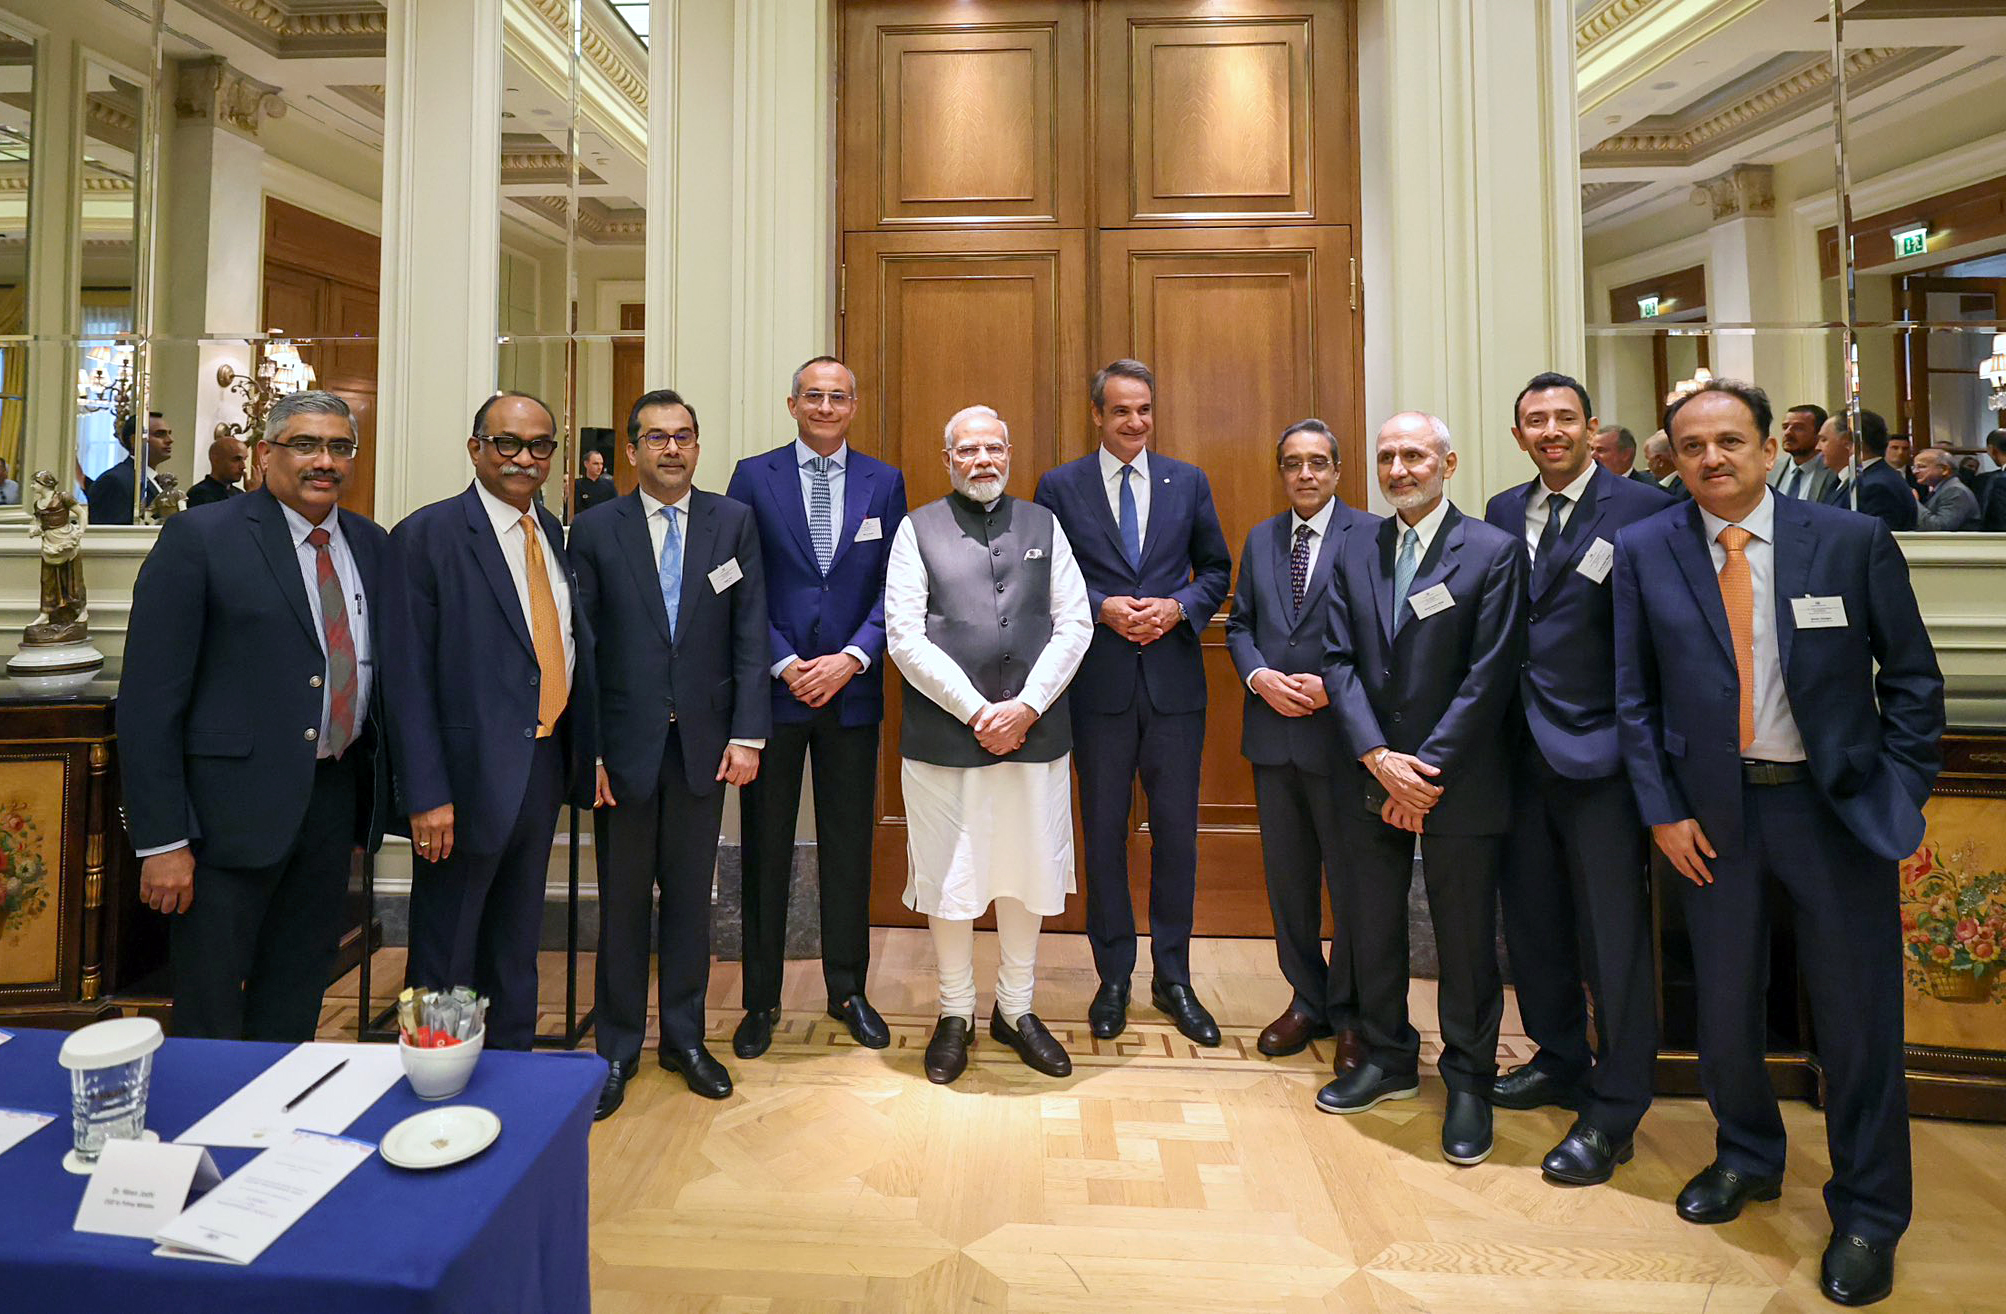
(1893, 223, 1929, 260)
(1637, 295, 1661, 318)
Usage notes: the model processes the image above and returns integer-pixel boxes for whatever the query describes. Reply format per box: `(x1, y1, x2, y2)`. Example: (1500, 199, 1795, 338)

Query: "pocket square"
(1024, 547, 1046, 560)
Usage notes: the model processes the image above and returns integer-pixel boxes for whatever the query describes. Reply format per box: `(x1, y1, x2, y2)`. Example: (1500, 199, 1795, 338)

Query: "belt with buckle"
(1741, 759, 1808, 786)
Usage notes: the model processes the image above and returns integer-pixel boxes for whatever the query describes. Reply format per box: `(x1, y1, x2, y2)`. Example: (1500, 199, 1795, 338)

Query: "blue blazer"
(1032, 450, 1232, 715)
(1613, 495, 1943, 862)
(86, 456, 154, 526)
(570, 490, 772, 800)
(1822, 459, 1918, 532)
(1225, 501, 1378, 775)
(1320, 504, 1527, 836)
(725, 444, 906, 728)
(1483, 465, 1673, 779)
(118, 488, 396, 869)
(386, 484, 596, 856)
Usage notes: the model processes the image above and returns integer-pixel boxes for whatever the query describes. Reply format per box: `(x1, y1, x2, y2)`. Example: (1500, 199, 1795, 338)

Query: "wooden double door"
(838, 0, 1364, 934)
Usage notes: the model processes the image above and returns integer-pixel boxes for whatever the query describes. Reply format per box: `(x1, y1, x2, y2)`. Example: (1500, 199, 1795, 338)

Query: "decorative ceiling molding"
(1577, 0, 1662, 55)
(1583, 179, 1650, 212)
(1581, 46, 1947, 168)
(178, 0, 388, 59)
(509, 193, 644, 246)
(173, 57, 288, 138)
(1689, 162, 1773, 221)
(524, 0, 648, 114)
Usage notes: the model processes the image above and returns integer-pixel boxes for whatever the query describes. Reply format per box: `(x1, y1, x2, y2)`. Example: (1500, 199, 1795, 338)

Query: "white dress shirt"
(1698, 488, 1807, 763)
(474, 479, 575, 685)
(771, 437, 872, 679)
(1522, 461, 1596, 562)
(1777, 457, 1818, 499)
(1099, 445, 1152, 546)
(884, 507, 1093, 724)
(136, 502, 373, 857)
(1245, 498, 1337, 688)
(638, 486, 764, 750)
(1393, 495, 1452, 563)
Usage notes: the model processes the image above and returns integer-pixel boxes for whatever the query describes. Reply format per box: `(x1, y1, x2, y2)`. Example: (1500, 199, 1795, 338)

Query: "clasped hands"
(1100, 595, 1182, 645)
(592, 741, 761, 809)
(782, 652, 862, 708)
(1365, 748, 1442, 834)
(972, 699, 1037, 756)
(1249, 668, 1330, 718)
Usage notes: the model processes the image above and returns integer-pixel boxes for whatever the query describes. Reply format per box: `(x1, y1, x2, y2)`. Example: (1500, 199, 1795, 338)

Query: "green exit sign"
(1637, 295, 1661, 318)
(1893, 224, 1929, 259)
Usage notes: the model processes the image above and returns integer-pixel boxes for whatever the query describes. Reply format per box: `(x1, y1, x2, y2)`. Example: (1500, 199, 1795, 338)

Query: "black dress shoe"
(733, 1007, 780, 1059)
(924, 1015, 971, 1085)
(1674, 1161, 1783, 1224)
(1489, 1063, 1585, 1111)
(1821, 1233, 1895, 1307)
(658, 1045, 733, 1100)
(829, 994, 891, 1050)
(1088, 982, 1129, 1039)
(1442, 1090, 1494, 1166)
(990, 1005, 1072, 1077)
(1315, 1061, 1420, 1114)
(1541, 1119, 1634, 1185)
(594, 1057, 636, 1121)
(1150, 981, 1221, 1047)
(1257, 1004, 1333, 1058)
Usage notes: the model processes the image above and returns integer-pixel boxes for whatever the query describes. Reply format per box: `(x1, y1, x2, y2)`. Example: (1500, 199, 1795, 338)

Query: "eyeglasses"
(796, 390, 856, 408)
(269, 437, 360, 459)
(636, 430, 699, 451)
(480, 434, 559, 459)
(949, 442, 1008, 462)
(1279, 456, 1335, 474)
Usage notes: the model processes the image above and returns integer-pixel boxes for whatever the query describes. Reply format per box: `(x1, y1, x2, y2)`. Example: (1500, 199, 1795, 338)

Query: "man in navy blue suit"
(575, 388, 770, 1115)
(120, 391, 394, 1040)
(725, 357, 907, 1061)
(1225, 419, 1375, 1063)
(1483, 372, 1672, 1185)
(88, 411, 171, 525)
(1032, 359, 1233, 1044)
(1317, 412, 1526, 1166)
(1615, 379, 1943, 1307)
(1818, 408, 1918, 532)
(388, 392, 596, 1052)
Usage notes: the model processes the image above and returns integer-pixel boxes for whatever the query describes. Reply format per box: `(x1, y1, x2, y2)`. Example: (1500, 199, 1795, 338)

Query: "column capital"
(172, 56, 286, 140)
(1691, 164, 1775, 224)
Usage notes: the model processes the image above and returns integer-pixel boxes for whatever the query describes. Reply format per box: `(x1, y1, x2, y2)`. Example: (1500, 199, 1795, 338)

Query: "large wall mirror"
(1581, 0, 2006, 534)
(0, 16, 31, 510)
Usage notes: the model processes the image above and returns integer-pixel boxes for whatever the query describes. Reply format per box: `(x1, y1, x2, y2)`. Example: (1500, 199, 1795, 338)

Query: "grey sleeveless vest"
(900, 493, 1073, 768)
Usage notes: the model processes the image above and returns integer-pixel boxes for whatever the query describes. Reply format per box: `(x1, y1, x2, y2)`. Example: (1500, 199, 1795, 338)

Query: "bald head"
(208, 436, 248, 486)
(1375, 411, 1457, 517)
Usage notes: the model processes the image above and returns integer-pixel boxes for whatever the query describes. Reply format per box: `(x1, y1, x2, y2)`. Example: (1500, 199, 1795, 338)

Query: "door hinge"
(1349, 256, 1358, 312)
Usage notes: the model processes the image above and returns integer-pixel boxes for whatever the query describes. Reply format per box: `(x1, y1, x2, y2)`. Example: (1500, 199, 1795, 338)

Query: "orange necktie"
(1716, 526, 1756, 752)
(519, 513, 568, 737)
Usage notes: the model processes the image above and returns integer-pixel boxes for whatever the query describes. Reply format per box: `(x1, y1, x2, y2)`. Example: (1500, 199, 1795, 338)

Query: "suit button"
(996, 583, 1005, 593)
(1390, 712, 1402, 723)
(999, 617, 1009, 627)
(1002, 654, 1013, 663)
(1531, 611, 1543, 622)
(523, 727, 535, 738)
(309, 675, 323, 688)
(1288, 639, 1297, 647)
(821, 585, 829, 593)
(530, 672, 539, 686)
(1382, 669, 1391, 678)
(304, 727, 318, 741)
(1521, 660, 1530, 670)
(993, 547, 1002, 557)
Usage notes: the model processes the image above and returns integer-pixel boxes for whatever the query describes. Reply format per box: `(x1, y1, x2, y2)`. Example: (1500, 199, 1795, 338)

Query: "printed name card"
(73, 1139, 222, 1239)
(154, 1130, 374, 1265)
(0, 1106, 54, 1158)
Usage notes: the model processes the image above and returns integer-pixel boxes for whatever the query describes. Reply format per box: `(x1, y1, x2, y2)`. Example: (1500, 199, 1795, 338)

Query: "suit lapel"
(1668, 502, 1736, 665)
(1081, 454, 1133, 568)
(1771, 496, 1814, 676)
(675, 492, 720, 646)
(460, 484, 536, 660)
(1533, 472, 1606, 602)
(244, 489, 319, 646)
(616, 493, 673, 648)
(1138, 459, 1176, 569)
(769, 446, 819, 567)
(1396, 507, 1463, 638)
(825, 456, 875, 572)
(1372, 516, 1398, 647)
(1282, 508, 1347, 635)
(1267, 514, 1296, 622)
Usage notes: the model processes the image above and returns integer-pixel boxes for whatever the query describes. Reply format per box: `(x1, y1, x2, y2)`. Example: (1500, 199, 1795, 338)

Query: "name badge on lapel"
(708, 558, 743, 593)
(1575, 537, 1615, 584)
(855, 517, 883, 543)
(1407, 582, 1455, 619)
(1024, 547, 1046, 560)
(1790, 595, 1847, 628)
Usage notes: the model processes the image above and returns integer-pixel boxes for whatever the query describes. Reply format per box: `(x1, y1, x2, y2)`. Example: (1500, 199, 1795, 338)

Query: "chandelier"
(1983, 334, 2006, 412)
(213, 337, 318, 446)
(1672, 365, 1714, 397)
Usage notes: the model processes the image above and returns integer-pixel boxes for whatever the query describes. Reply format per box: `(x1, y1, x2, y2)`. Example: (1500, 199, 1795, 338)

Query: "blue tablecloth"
(0, 1027, 606, 1314)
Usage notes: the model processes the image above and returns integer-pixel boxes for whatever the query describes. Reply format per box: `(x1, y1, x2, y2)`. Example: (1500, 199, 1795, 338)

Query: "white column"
(1361, 0, 1582, 506)
(376, 0, 502, 523)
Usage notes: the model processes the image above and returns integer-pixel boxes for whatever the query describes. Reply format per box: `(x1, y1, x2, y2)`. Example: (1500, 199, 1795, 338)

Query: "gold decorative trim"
(206, 0, 386, 40)
(83, 868, 102, 910)
(174, 57, 287, 138)
(80, 967, 100, 1001)
(1577, 0, 1659, 55)
(525, 0, 648, 114)
(1689, 162, 1774, 221)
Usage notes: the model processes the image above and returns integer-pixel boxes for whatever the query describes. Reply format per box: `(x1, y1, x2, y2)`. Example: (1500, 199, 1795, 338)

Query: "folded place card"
(73, 1138, 222, 1239)
(0, 1106, 54, 1158)
(154, 1129, 374, 1265)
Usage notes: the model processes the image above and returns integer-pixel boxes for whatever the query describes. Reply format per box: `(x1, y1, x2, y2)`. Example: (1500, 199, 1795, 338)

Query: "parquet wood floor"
(322, 931, 2006, 1314)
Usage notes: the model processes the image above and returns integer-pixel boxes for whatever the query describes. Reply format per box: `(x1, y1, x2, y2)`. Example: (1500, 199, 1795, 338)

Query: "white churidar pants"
(928, 897, 1044, 1025)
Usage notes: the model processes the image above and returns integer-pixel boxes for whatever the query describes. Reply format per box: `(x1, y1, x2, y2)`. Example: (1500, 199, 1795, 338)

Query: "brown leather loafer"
(1257, 1004, 1333, 1057)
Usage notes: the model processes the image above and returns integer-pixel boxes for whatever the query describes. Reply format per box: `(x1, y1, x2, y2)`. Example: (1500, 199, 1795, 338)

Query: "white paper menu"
(152, 1129, 374, 1265)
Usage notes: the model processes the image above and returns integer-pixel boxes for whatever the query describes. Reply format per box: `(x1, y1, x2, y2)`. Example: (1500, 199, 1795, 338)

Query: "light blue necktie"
(1117, 464, 1142, 570)
(1781, 464, 1801, 499)
(807, 455, 835, 574)
(658, 505, 682, 642)
(1392, 526, 1419, 631)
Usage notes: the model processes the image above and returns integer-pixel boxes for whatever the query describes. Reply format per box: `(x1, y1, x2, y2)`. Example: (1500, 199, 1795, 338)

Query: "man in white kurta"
(886, 405, 1092, 1083)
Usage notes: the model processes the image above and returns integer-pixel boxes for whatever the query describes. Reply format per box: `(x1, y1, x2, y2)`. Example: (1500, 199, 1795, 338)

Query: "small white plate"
(379, 1105, 501, 1170)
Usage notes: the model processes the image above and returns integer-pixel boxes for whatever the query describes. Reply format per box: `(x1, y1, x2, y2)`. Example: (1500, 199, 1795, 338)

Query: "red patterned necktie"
(306, 527, 359, 757)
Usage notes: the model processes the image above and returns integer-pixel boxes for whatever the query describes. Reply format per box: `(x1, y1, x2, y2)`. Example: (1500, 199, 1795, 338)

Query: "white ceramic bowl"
(398, 1028, 484, 1101)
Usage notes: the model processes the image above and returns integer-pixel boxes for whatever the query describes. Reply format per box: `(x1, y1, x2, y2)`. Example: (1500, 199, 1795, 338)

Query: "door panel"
(844, 229, 1089, 927)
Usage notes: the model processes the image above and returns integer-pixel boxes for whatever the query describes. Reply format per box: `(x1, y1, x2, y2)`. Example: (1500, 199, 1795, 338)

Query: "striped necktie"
(304, 527, 358, 757)
(658, 504, 683, 641)
(807, 455, 835, 574)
